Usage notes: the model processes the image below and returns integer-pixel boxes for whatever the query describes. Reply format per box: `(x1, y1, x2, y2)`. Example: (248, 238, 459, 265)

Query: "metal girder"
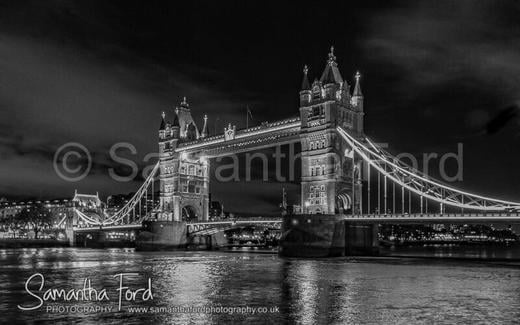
(337, 127, 520, 212)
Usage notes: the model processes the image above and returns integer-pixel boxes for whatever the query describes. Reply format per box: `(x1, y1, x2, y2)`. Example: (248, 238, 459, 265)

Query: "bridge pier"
(279, 214, 346, 257)
(65, 223, 76, 247)
(279, 215, 380, 257)
(345, 223, 379, 256)
(136, 221, 188, 250)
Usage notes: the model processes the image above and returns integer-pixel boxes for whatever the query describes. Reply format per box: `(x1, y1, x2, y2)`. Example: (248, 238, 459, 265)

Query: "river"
(1, 247, 520, 324)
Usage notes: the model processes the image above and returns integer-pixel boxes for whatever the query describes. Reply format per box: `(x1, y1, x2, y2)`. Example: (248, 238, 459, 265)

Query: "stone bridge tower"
(299, 47, 364, 215)
(158, 97, 210, 221)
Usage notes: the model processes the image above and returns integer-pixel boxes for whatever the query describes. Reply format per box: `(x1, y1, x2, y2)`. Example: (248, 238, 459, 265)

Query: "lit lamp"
(304, 201, 311, 214)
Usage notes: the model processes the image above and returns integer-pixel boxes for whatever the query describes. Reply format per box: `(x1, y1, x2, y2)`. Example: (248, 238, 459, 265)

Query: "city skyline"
(1, 1, 520, 215)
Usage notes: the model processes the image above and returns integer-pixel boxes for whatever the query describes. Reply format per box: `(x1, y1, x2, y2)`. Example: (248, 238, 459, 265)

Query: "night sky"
(1, 1, 520, 215)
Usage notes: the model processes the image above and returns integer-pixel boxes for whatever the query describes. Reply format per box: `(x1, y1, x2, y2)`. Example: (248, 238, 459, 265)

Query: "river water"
(1, 247, 520, 324)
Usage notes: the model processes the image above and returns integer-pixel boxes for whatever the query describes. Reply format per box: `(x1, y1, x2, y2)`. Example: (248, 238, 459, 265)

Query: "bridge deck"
(72, 213, 520, 232)
(342, 213, 520, 223)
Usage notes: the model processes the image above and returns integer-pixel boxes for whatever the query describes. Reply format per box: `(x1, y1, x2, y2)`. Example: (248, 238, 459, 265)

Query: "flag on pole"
(246, 106, 253, 128)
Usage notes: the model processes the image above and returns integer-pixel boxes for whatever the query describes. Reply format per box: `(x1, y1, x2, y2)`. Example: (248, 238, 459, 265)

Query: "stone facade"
(158, 98, 209, 222)
(157, 47, 365, 220)
(299, 47, 364, 215)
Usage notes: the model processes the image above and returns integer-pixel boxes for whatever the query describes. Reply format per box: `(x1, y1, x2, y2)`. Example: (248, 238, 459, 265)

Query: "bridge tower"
(299, 47, 364, 215)
(158, 97, 210, 222)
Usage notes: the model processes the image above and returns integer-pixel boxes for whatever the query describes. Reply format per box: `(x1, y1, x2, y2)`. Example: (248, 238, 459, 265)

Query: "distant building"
(0, 198, 73, 229)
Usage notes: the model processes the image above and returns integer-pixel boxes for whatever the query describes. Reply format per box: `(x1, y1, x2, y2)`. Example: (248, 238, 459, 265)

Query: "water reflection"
(0, 248, 519, 324)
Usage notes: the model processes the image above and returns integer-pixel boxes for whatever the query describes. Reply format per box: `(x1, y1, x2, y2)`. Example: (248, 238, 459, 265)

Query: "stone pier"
(279, 214, 379, 257)
(136, 221, 188, 250)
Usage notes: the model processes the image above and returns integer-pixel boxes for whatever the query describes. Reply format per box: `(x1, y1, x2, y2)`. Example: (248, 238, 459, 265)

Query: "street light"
(304, 201, 310, 214)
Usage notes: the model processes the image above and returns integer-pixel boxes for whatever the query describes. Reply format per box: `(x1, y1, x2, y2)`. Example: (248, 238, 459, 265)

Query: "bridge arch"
(181, 205, 198, 222)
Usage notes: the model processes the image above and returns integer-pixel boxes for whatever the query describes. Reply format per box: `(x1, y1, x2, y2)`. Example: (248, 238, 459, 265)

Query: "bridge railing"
(344, 212, 520, 219)
(187, 217, 282, 225)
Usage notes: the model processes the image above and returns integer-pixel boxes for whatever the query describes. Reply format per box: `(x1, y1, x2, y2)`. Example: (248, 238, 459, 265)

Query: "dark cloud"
(0, 1, 519, 212)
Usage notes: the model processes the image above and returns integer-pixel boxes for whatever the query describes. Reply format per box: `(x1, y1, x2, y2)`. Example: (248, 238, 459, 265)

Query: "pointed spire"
(353, 71, 362, 97)
(172, 111, 180, 127)
(180, 96, 189, 109)
(301, 65, 310, 91)
(327, 46, 336, 66)
(320, 46, 343, 84)
(159, 111, 166, 130)
(201, 114, 208, 137)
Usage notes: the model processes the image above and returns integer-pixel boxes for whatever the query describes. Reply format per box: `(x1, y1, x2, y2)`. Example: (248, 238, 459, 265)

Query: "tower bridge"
(66, 47, 520, 255)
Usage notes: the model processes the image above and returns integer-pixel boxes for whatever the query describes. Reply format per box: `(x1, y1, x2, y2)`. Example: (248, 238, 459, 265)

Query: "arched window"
(188, 165, 195, 175)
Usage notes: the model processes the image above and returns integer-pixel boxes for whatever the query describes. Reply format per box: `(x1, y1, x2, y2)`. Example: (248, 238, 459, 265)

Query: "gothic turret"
(176, 97, 200, 140)
(171, 111, 180, 138)
(351, 71, 363, 111)
(299, 65, 312, 105)
(320, 46, 343, 100)
(201, 114, 208, 138)
(159, 111, 166, 130)
(298, 47, 365, 215)
(320, 46, 343, 85)
(301, 65, 310, 90)
(159, 111, 166, 139)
